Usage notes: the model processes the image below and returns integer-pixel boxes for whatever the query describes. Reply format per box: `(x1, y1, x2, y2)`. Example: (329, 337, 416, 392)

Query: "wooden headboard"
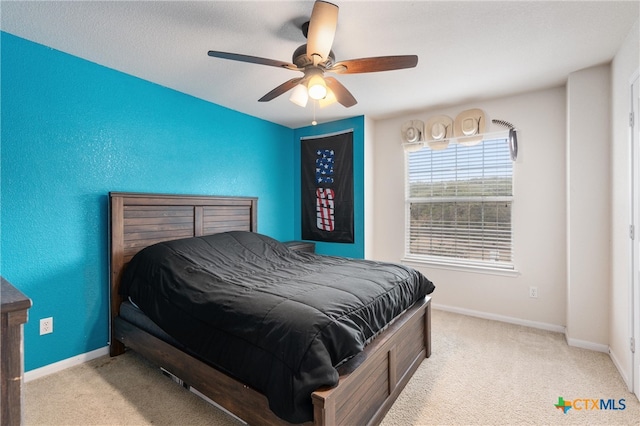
(108, 192, 258, 355)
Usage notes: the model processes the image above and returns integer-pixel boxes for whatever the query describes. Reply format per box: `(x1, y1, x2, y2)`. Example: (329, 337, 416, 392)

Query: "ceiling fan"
(207, 0, 418, 108)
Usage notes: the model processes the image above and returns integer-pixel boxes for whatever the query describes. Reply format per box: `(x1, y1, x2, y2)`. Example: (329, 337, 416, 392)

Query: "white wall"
(364, 116, 376, 259)
(566, 64, 611, 350)
(371, 87, 568, 329)
(368, 19, 640, 362)
(610, 19, 639, 388)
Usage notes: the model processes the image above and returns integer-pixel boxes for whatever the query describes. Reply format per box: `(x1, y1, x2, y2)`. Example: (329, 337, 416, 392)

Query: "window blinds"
(405, 136, 513, 269)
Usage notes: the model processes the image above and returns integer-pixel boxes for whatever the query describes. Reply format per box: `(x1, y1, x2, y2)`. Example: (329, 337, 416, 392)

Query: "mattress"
(119, 299, 183, 349)
(119, 231, 435, 423)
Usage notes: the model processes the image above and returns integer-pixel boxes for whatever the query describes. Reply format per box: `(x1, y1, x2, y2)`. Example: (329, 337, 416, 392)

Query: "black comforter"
(120, 231, 434, 423)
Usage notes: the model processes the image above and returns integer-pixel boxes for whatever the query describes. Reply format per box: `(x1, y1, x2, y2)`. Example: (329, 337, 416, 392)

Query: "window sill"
(401, 257, 521, 277)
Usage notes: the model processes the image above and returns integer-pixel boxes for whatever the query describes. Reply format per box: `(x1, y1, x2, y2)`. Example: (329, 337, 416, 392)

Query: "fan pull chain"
(312, 101, 318, 125)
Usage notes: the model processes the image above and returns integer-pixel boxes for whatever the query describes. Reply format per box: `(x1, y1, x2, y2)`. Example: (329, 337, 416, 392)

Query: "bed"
(109, 192, 433, 425)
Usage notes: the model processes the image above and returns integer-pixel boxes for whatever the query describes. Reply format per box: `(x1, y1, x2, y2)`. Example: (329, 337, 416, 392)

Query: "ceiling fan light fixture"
(289, 84, 309, 107)
(307, 74, 327, 100)
(207, 1, 418, 109)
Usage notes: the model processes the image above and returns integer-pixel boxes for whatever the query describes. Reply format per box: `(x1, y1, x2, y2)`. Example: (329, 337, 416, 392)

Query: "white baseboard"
(565, 337, 609, 353)
(433, 303, 566, 333)
(608, 346, 632, 391)
(433, 303, 614, 354)
(24, 346, 109, 382)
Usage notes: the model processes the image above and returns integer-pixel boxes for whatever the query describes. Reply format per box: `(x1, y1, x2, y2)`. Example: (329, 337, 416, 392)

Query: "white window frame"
(403, 133, 516, 274)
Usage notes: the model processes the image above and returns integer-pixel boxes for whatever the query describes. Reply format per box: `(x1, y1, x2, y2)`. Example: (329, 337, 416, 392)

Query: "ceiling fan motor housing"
(293, 44, 335, 69)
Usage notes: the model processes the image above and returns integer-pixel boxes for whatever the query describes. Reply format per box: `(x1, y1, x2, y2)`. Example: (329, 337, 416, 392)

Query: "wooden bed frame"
(109, 192, 431, 426)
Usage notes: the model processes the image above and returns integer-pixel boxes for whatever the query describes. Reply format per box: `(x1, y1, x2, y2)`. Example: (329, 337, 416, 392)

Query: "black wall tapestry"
(301, 131, 354, 243)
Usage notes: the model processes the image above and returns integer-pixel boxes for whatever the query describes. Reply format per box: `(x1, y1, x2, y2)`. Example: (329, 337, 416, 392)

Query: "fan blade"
(306, 1, 338, 64)
(208, 51, 299, 71)
(258, 77, 305, 102)
(324, 77, 357, 108)
(328, 55, 418, 74)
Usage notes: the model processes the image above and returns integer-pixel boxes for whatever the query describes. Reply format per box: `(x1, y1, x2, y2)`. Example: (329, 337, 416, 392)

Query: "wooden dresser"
(1, 277, 32, 426)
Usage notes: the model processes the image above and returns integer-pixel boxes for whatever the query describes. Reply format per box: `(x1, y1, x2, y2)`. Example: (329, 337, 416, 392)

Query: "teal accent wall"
(293, 117, 365, 259)
(0, 33, 296, 371)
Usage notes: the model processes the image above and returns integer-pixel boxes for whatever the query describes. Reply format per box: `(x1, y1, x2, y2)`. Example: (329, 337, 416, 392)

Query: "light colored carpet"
(381, 310, 639, 425)
(24, 309, 640, 425)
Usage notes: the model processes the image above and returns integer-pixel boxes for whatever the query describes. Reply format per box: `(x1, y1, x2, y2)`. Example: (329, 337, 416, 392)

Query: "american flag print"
(315, 149, 336, 231)
(315, 149, 335, 184)
(301, 131, 353, 243)
(316, 188, 335, 231)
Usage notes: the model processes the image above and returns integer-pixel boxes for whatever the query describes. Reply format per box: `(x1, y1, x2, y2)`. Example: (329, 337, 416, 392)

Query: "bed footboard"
(311, 296, 431, 425)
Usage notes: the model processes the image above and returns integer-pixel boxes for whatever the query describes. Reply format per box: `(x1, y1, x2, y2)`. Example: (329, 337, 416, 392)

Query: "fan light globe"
(289, 84, 309, 107)
(308, 75, 327, 100)
(318, 89, 337, 108)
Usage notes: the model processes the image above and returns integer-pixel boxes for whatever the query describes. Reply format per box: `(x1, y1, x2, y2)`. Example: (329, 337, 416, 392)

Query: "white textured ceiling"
(1, 1, 638, 128)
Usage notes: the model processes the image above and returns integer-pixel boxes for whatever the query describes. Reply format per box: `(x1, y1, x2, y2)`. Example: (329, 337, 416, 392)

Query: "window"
(405, 135, 513, 270)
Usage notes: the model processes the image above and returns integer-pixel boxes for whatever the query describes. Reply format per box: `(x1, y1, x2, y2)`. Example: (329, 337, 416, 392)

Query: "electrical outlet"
(529, 287, 538, 298)
(40, 317, 53, 335)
